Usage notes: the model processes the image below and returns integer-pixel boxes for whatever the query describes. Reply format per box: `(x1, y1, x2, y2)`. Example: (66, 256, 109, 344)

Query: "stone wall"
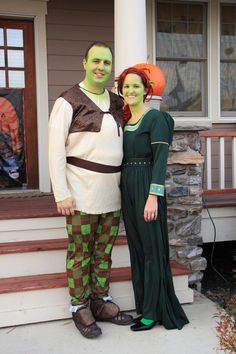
(167, 131, 206, 288)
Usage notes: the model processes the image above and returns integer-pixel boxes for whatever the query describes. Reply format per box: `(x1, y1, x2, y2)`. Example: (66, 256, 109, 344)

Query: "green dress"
(121, 108, 189, 330)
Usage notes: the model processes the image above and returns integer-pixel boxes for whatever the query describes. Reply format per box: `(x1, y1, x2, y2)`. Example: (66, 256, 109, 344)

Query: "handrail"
(199, 131, 236, 190)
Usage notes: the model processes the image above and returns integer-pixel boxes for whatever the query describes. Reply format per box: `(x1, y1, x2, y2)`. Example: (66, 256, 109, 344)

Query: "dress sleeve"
(149, 112, 174, 197)
(48, 97, 73, 203)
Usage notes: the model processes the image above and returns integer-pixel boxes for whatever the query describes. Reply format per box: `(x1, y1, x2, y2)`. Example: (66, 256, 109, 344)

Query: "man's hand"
(57, 197, 76, 216)
(144, 194, 158, 222)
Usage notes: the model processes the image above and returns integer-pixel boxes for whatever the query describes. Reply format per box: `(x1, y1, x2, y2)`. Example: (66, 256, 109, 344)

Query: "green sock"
(140, 317, 154, 325)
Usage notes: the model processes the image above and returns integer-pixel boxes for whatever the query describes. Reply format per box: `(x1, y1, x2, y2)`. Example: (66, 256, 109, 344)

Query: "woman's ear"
(82, 58, 86, 70)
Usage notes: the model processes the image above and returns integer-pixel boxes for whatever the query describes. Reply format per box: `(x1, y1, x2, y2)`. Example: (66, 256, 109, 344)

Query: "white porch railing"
(199, 131, 236, 191)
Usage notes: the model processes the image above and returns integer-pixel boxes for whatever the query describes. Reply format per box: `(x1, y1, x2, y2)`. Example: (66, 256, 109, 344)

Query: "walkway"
(0, 292, 220, 354)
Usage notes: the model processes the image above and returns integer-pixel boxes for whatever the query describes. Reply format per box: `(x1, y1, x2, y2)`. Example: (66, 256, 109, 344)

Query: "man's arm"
(48, 97, 75, 215)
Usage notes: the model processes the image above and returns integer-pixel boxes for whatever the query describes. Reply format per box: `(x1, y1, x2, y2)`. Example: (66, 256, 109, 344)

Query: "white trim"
(0, 0, 50, 192)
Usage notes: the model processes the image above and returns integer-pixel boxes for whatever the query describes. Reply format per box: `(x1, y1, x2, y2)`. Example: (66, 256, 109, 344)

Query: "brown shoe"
(72, 306, 102, 339)
(90, 296, 133, 325)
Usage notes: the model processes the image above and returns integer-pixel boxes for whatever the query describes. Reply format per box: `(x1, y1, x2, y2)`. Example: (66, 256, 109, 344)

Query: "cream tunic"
(48, 85, 123, 214)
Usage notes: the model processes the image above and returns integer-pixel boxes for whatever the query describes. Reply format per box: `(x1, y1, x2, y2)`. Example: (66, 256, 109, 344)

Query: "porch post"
(114, 0, 147, 78)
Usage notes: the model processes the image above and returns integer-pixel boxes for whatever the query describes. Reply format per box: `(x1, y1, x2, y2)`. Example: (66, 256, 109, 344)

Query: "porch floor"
(0, 291, 219, 354)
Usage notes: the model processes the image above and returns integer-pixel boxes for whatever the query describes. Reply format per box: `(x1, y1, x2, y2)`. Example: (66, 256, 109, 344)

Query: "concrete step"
(0, 237, 130, 277)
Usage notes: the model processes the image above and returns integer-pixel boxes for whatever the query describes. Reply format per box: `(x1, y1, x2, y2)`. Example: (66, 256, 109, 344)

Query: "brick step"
(0, 236, 128, 254)
(0, 261, 191, 295)
(0, 263, 193, 327)
(203, 189, 236, 208)
(0, 194, 58, 220)
(0, 237, 130, 278)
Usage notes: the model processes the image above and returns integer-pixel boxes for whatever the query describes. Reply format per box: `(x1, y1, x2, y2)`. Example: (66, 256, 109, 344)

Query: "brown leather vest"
(60, 84, 124, 134)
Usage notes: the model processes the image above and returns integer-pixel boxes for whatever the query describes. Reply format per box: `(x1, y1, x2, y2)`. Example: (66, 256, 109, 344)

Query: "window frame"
(151, 0, 236, 126)
(155, 0, 208, 118)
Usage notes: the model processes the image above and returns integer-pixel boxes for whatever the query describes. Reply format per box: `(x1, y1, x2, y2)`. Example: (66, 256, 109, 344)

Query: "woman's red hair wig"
(117, 66, 153, 122)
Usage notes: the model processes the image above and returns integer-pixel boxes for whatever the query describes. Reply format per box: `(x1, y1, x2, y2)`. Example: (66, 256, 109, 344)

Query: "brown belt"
(66, 156, 121, 173)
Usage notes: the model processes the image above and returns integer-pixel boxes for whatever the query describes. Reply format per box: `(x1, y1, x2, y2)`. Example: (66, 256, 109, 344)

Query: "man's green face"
(83, 46, 113, 87)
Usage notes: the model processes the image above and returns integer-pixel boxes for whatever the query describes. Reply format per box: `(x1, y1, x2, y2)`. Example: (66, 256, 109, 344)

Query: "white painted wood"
(201, 207, 236, 243)
(114, 0, 147, 77)
(0, 275, 192, 327)
(0, 217, 67, 243)
(0, 228, 66, 243)
(0, 245, 131, 278)
(219, 137, 225, 189)
(206, 137, 212, 189)
(232, 137, 236, 187)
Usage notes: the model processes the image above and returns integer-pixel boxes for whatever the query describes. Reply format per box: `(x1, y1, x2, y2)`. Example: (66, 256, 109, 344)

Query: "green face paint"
(83, 46, 113, 90)
(122, 73, 146, 108)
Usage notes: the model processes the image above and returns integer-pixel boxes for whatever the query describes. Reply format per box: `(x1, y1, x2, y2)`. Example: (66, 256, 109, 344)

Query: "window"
(155, 1, 207, 116)
(221, 3, 236, 116)
(0, 19, 38, 189)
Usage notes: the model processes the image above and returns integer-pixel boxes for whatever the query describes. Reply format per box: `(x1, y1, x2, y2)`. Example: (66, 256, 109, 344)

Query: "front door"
(0, 19, 38, 189)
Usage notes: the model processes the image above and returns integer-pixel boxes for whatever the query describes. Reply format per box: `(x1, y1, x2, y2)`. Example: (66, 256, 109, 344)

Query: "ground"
(201, 240, 236, 308)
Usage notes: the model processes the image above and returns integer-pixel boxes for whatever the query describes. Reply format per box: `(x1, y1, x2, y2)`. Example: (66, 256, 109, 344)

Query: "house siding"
(46, 0, 114, 112)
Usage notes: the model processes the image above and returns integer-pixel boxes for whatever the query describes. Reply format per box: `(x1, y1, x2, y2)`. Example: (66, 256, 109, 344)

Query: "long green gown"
(121, 108, 189, 330)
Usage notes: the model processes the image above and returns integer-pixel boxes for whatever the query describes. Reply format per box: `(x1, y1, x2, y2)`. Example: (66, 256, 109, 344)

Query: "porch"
(200, 131, 236, 243)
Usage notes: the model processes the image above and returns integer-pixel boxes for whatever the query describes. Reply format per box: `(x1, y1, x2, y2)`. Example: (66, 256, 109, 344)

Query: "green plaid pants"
(66, 210, 121, 305)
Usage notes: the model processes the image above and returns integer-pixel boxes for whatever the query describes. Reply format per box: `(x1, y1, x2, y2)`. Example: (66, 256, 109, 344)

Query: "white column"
(114, 0, 147, 78)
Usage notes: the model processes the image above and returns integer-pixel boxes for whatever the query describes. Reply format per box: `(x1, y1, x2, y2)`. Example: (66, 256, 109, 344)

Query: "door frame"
(0, 0, 50, 192)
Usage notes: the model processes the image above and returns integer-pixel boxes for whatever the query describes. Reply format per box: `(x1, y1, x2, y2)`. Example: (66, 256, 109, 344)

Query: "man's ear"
(82, 58, 86, 70)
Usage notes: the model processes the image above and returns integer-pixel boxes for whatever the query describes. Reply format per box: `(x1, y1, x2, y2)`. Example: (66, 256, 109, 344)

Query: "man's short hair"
(84, 41, 113, 61)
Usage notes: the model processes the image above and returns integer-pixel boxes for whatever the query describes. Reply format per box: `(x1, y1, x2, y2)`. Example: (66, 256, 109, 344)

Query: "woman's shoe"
(132, 315, 142, 324)
(130, 321, 156, 332)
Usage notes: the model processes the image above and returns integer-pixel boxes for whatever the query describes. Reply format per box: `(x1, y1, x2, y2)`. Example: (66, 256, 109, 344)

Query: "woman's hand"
(144, 194, 158, 222)
(57, 197, 76, 216)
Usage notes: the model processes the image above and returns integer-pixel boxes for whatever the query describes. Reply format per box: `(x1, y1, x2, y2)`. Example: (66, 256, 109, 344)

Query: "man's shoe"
(72, 306, 102, 339)
(107, 311, 133, 325)
(90, 295, 133, 325)
(130, 321, 156, 332)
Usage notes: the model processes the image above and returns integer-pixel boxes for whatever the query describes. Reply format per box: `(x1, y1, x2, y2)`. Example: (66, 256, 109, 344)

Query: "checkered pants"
(66, 210, 121, 305)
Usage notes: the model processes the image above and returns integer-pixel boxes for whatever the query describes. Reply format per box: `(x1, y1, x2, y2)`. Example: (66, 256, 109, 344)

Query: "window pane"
(8, 70, 25, 88)
(173, 3, 187, 21)
(221, 5, 235, 23)
(7, 50, 24, 68)
(221, 63, 236, 112)
(0, 28, 4, 46)
(0, 50, 5, 67)
(221, 4, 236, 114)
(157, 60, 202, 112)
(6, 29, 23, 47)
(221, 35, 236, 60)
(156, 2, 205, 59)
(0, 70, 6, 87)
(156, 1, 206, 116)
(189, 5, 203, 22)
(157, 3, 171, 20)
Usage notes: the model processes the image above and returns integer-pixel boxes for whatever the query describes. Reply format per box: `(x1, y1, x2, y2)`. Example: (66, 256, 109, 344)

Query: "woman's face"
(122, 73, 146, 107)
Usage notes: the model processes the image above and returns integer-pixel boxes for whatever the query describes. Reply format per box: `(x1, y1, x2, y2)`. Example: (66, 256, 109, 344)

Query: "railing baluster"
(199, 131, 236, 192)
(206, 137, 212, 190)
(232, 137, 236, 188)
(219, 137, 225, 189)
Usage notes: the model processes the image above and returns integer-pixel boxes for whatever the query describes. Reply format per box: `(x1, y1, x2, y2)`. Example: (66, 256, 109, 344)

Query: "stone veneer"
(167, 131, 206, 288)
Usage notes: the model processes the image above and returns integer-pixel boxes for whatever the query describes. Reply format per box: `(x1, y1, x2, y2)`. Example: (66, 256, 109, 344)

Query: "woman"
(117, 67, 189, 332)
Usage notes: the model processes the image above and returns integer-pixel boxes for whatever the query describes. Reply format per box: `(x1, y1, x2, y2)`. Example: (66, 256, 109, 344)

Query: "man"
(48, 41, 132, 339)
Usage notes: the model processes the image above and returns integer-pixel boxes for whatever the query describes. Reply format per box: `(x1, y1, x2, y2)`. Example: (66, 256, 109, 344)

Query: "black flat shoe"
(130, 321, 156, 332)
(132, 315, 142, 324)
